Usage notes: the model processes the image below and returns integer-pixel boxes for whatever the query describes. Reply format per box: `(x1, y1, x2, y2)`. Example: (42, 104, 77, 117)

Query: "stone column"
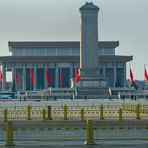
(23, 63, 26, 91)
(103, 63, 106, 78)
(114, 62, 117, 87)
(79, 2, 99, 78)
(12, 63, 16, 91)
(55, 64, 59, 88)
(34, 63, 37, 90)
(2, 64, 6, 91)
(44, 63, 48, 89)
(70, 63, 73, 79)
(123, 62, 126, 87)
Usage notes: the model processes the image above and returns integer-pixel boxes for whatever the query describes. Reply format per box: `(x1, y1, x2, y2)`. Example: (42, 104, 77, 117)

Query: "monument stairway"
(76, 87, 111, 99)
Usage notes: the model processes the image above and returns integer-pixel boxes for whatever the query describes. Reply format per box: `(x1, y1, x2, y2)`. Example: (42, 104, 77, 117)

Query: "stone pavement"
(0, 145, 148, 148)
(0, 140, 148, 148)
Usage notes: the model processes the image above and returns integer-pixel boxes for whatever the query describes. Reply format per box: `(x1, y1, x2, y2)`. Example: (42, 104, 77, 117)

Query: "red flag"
(46, 69, 51, 84)
(144, 68, 148, 81)
(76, 69, 80, 82)
(15, 72, 18, 83)
(0, 69, 2, 81)
(30, 69, 35, 85)
(130, 68, 134, 85)
(60, 68, 64, 82)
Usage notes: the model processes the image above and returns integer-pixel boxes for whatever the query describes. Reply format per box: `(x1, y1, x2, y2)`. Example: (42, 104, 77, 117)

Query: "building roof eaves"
(0, 55, 132, 63)
(8, 41, 119, 51)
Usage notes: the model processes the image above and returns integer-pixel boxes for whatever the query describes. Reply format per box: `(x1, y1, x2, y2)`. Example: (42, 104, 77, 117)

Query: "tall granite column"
(55, 64, 59, 88)
(2, 63, 6, 91)
(71, 2, 107, 98)
(70, 63, 73, 79)
(34, 64, 37, 90)
(79, 2, 99, 78)
(12, 63, 16, 91)
(114, 62, 117, 87)
(23, 63, 26, 91)
(44, 63, 48, 89)
(123, 62, 126, 87)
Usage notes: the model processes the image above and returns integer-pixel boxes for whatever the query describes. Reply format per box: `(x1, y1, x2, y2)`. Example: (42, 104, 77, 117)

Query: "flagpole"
(144, 64, 145, 82)
(144, 64, 146, 81)
(129, 64, 131, 98)
(129, 63, 131, 84)
(30, 68, 31, 91)
(144, 64, 148, 89)
(59, 68, 61, 88)
(46, 68, 49, 88)
(29, 68, 31, 91)
(60, 67, 62, 88)
(129, 63, 131, 70)
(15, 71, 16, 92)
(129, 63, 131, 86)
(0, 67, 1, 92)
(15, 71, 17, 92)
(45, 68, 49, 88)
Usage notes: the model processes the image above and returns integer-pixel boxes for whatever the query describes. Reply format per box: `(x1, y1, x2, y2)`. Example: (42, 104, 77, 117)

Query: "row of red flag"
(0, 69, 54, 85)
(0, 68, 80, 85)
(29, 69, 53, 85)
(130, 68, 148, 85)
(2, 67, 148, 85)
(29, 68, 80, 85)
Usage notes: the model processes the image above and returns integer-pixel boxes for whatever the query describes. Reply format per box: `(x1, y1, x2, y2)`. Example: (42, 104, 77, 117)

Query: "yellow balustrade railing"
(0, 104, 147, 121)
(80, 108, 85, 121)
(5, 121, 15, 146)
(0, 120, 148, 146)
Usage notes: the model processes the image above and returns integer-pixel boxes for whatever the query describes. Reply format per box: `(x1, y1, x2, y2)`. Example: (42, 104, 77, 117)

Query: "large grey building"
(0, 2, 132, 92)
(0, 41, 132, 91)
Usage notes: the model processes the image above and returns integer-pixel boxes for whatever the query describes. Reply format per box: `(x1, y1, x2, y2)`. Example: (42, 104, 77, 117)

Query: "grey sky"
(0, 0, 148, 81)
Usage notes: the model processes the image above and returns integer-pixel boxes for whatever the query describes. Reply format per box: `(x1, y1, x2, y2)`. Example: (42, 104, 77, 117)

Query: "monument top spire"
(79, 2, 99, 11)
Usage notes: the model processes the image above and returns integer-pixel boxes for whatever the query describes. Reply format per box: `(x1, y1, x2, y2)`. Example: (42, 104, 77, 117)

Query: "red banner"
(30, 69, 35, 85)
(144, 68, 148, 81)
(130, 68, 134, 85)
(0, 69, 2, 81)
(46, 69, 51, 84)
(76, 69, 80, 82)
(15, 72, 18, 83)
(60, 68, 64, 82)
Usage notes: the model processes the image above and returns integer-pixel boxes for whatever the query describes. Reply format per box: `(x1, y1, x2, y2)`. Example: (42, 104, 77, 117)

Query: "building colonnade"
(0, 61, 126, 91)
(1, 62, 78, 91)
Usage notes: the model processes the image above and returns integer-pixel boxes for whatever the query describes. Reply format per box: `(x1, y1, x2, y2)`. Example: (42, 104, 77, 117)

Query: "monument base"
(71, 77, 110, 99)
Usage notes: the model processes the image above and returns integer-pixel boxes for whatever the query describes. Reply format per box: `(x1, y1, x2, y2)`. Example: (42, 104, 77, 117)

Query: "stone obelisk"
(72, 2, 107, 98)
(79, 2, 99, 78)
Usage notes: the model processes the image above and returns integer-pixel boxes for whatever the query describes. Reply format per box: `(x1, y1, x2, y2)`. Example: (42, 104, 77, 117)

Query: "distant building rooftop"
(8, 41, 119, 51)
(0, 55, 132, 63)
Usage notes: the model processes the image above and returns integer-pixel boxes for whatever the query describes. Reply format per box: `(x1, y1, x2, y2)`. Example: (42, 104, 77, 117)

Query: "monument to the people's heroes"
(72, 2, 107, 98)
(80, 2, 99, 79)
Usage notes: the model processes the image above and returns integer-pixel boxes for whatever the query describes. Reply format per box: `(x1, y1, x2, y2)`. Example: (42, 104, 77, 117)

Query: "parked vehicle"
(0, 92, 15, 100)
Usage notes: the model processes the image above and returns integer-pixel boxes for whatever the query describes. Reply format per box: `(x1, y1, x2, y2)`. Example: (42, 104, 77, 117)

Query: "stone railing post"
(27, 105, 32, 120)
(119, 108, 123, 120)
(80, 108, 85, 121)
(4, 109, 8, 122)
(84, 120, 96, 145)
(47, 106, 52, 120)
(100, 104, 104, 120)
(136, 104, 141, 119)
(42, 108, 46, 121)
(5, 121, 15, 146)
(64, 104, 68, 120)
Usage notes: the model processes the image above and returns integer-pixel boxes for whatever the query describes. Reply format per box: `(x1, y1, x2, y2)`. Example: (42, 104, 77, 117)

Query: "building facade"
(0, 41, 132, 91)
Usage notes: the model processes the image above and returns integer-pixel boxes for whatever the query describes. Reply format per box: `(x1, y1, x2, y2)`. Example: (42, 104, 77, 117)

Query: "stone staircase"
(75, 87, 111, 99)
